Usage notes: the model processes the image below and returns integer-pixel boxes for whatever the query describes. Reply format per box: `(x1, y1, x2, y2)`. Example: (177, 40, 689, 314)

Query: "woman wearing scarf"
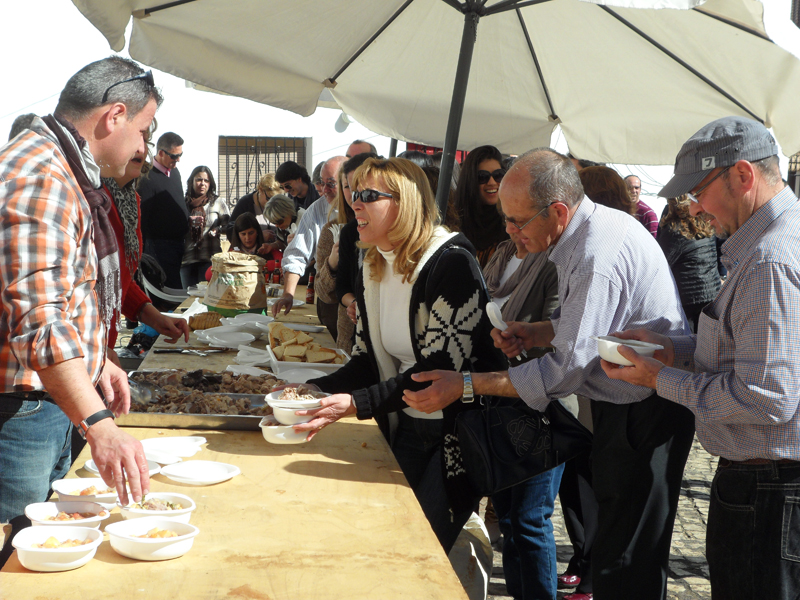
(100, 136, 190, 365)
(482, 227, 565, 600)
(180, 166, 230, 287)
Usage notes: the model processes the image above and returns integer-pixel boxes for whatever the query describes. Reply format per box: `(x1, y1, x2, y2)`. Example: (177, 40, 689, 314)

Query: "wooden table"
(1, 290, 469, 600)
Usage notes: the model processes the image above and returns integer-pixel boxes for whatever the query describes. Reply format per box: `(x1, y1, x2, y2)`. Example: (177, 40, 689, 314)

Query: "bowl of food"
(105, 517, 199, 561)
(25, 501, 110, 529)
(592, 335, 664, 367)
(12, 525, 102, 572)
(51, 478, 121, 509)
(260, 415, 310, 444)
(271, 404, 317, 425)
(117, 493, 196, 523)
(266, 387, 326, 409)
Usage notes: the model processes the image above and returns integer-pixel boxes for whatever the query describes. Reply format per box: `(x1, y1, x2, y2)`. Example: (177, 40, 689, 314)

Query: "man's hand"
(140, 304, 190, 343)
(405, 370, 464, 413)
(600, 346, 664, 390)
(609, 329, 675, 367)
(98, 359, 131, 416)
(271, 293, 295, 317)
(292, 394, 356, 440)
(491, 322, 535, 358)
(86, 418, 149, 505)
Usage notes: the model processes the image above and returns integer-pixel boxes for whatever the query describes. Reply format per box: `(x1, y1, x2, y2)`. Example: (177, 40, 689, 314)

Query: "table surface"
(1, 291, 468, 600)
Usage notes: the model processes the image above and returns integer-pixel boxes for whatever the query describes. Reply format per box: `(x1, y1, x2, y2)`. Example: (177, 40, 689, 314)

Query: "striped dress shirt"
(0, 118, 105, 392)
(657, 186, 800, 461)
(509, 198, 688, 411)
(281, 197, 337, 276)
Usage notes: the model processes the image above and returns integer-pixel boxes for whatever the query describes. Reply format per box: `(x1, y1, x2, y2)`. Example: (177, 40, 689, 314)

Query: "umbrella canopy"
(73, 0, 800, 166)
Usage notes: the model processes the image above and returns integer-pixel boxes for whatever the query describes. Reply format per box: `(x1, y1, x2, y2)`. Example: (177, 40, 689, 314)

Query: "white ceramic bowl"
(260, 415, 310, 444)
(117, 492, 196, 523)
(272, 404, 315, 425)
(51, 478, 121, 509)
(105, 517, 199, 561)
(593, 335, 664, 367)
(12, 525, 102, 572)
(25, 501, 110, 529)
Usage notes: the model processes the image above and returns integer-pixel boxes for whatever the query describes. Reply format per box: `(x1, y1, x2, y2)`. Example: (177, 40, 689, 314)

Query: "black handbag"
(455, 397, 593, 496)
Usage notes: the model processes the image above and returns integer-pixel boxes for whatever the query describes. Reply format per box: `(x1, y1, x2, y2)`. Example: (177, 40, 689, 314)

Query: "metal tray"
(118, 393, 269, 431)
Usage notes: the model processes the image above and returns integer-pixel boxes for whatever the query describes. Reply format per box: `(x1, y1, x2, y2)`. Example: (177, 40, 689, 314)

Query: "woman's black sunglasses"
(352, 189, 393, 203)
(476, 169, 506, 185)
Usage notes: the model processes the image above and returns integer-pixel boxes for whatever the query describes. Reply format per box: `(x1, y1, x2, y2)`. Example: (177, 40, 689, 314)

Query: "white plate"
(159, 461, 241, 485)
(141, 437, 206, 458)
(231, 313, 274, 325)
(144, 449, 182, 465)
(278, 368, 327, 383)
(205, 331, 255, 348)
(282, 322, 326, 333)
(267, 298, 305, 308)
(187, 288, 205, 297)
(84, 459, 161, 477)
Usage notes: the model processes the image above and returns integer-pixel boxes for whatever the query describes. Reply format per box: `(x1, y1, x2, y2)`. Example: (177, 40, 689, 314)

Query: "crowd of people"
(1, 56, 799, 600)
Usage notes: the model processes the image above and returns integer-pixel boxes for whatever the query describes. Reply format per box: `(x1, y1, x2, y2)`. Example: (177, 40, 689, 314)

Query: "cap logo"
(701, 157, 715, 170)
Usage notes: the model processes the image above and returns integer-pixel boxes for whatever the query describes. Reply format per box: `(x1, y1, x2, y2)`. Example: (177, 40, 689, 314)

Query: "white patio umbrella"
(72, 0, 800, 211)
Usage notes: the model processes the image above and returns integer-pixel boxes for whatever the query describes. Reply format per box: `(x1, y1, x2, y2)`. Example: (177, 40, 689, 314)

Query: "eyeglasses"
(503, 204, 552, 231)
(163, 150, 183, 160)
(101, 70, 155, 104)
(323, 179, 338, 189)
(281, 183, 293, 191)
(687, 165, 731, 203)
(352, 189, 393, 203)
(476, 169, 506, 185)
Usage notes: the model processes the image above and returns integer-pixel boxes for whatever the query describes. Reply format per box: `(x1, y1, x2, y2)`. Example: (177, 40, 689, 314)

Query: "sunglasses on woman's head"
(476, 169, 506, 185)
(352, 189, 393, 203)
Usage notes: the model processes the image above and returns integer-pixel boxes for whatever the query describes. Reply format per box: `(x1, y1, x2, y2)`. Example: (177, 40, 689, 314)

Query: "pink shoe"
(557, 573, 581, 589)
(562, 593, 592, 600)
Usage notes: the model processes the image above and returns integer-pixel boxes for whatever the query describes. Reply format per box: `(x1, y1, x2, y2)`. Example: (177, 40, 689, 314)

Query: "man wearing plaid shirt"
(0, 57, 161, 562)
(604, 116, 800, 599)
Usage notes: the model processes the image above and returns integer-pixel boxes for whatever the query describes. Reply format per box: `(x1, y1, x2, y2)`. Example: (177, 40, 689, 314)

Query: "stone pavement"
(487, 436, 715, 600)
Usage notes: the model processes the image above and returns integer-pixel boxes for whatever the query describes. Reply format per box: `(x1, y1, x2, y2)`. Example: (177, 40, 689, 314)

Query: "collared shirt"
(657, 186, 800, 461)
(0, 118, 105, 391)
(281, 197, 337, 276)
(152, 158, 170, 178)
(509, 198, 687, 411)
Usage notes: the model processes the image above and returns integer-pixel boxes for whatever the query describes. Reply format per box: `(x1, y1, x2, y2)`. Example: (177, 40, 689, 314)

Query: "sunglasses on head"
(352, 189, 393, 203)
(101, 70, 155, 104)
(476, 169, 506, 185)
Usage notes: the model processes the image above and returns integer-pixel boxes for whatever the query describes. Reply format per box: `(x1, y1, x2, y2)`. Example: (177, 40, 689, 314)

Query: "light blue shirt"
(281, 197, 336, 276)
(658, 186, 800, 460)
(509, 198, 688, 411)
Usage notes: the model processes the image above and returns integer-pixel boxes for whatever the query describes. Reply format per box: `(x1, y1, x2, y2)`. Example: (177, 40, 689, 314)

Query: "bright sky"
(2, 0, 800, 212)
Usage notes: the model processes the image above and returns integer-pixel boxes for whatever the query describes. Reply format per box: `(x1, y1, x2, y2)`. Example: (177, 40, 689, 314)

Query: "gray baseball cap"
(659, 116, 779, 198)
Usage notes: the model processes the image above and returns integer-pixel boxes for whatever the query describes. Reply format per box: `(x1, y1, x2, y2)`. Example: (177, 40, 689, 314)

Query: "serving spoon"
(486, 302, 528, 359)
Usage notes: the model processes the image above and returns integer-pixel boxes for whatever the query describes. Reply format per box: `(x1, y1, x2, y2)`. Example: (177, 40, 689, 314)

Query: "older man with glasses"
(138, 131, 187, 290)
(603, 116, 800, 600)
(406, 148, 695, 600)
(0, 56, 161, 566)
(271, 156, 346, 336)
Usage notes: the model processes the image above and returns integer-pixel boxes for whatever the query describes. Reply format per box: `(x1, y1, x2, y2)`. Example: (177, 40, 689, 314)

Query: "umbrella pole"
(435, 9, 480, 218)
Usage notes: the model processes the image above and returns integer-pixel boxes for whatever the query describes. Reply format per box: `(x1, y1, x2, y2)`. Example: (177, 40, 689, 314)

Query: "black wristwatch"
(461, 371, 475, 403)
(78, 409, 115, 439)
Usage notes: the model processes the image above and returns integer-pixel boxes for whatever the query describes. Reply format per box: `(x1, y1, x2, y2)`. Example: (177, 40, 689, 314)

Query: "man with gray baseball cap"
(602, 115, 800, 599)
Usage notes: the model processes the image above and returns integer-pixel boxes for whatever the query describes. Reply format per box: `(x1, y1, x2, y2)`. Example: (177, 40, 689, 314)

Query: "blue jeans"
(707, 460, 800, 599)
(0, 397, 72, 565)
(392, 411, 478, 552)
(493, 463, 565, 600)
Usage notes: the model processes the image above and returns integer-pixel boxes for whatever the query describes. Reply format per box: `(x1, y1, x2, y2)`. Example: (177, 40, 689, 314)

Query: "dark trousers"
(392, 411, 477, 552)
(144, 239, 185, 289)
(590, 395, 695, 600)
(707, 460, 800, 599)
(559, 451, 598, 594)
(316, 297, 339, 342)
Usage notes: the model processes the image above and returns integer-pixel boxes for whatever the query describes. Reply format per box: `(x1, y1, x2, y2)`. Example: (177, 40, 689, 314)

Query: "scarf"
(102, 177, 140, 277)
(186, 193, 209, 245)
(483, 239, 551, 322)
(42, 114, 121, 331)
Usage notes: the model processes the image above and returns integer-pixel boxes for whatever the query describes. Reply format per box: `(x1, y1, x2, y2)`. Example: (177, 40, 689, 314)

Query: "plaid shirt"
(509, 198, 688, 411)
(658, 186, 800, 460)
(0, 118, 105, 392)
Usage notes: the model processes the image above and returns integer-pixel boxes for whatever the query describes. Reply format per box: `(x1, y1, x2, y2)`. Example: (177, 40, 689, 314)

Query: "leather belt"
(0, 390, 51, 401)
(719, 457, 800, 467)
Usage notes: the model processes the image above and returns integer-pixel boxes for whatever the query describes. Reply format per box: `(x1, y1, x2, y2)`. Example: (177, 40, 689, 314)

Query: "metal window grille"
(217, 136, 308, 207)
(789, 151, 800, 196)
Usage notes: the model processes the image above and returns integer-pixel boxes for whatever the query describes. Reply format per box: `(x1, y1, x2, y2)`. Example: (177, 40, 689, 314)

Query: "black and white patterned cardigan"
(310, 230, 505, 509)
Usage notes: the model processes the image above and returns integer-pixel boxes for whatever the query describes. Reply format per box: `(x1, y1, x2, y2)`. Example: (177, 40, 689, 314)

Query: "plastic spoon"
(486, 302, 528, 359)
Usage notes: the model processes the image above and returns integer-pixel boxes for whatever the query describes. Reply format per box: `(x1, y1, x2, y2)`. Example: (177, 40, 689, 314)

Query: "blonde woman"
(295, 158, 505, 552)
